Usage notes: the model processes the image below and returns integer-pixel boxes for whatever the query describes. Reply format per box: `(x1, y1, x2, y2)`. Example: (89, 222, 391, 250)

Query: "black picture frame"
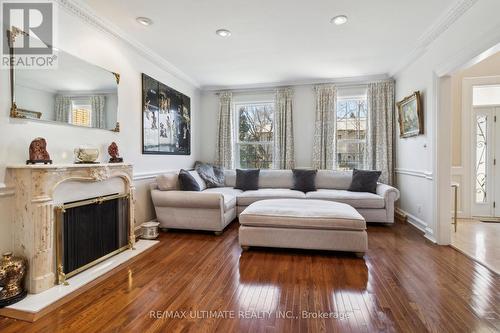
(142, 73, 191, 155)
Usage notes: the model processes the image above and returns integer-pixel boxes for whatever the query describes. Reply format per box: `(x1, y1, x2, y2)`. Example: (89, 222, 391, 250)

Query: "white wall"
(200, 84, 368, 168)
(394, 0, 500, 242)
(0, 4, 201, 253)
(200, 86, 318, 167)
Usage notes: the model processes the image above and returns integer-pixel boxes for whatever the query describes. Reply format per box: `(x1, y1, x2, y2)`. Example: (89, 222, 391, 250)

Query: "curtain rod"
(213, 79, 393, 95)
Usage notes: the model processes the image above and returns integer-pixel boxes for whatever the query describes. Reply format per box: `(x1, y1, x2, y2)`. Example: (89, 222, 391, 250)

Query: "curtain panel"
(215, 91, 233, 169)
(312, 85, 336, 169)
(54, 95, 71, 123)
(273, 87, 295, 169)
(90, 95, 106, 129)
(367, 81, 395, 185)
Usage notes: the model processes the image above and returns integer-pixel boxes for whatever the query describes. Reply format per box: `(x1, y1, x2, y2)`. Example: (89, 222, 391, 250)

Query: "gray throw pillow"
(194, 161, 225, 188)
(348, 169, 381, 193)
(292, 169, 317, 193)
(178, 169, 201, 191)
(235, 169, 260, 191)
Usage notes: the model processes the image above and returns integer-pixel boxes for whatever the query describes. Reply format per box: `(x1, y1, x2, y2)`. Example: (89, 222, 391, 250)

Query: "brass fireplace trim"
(55, 193, 131, 285)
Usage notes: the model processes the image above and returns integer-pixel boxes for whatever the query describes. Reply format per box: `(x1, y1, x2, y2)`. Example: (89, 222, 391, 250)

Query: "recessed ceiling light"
(136, 17, 153, 26)
(216, 29, 231, 37)
(331, 15, 348, 25)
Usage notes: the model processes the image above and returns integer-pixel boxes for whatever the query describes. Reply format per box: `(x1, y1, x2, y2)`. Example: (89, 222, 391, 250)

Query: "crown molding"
(390, 0, 478, 77)
(55, 0, 200, 88)
(201, 73, 390, 92)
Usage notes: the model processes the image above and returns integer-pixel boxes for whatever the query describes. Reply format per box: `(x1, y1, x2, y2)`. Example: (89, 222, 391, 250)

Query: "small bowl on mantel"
(74, 146, 100, 164)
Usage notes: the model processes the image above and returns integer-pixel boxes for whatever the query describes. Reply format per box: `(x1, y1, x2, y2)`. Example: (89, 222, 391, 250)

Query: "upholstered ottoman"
(239, 199, 367, 254)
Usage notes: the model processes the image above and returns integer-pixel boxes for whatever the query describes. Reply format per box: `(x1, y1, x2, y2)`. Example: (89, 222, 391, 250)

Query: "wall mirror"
(9, 33, 120, 132)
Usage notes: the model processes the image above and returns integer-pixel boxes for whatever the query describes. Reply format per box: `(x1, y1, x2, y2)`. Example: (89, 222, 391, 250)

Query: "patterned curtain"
(367, 81, 395, 185)
(215, 91, 233, 168)
(90, 95, 106, 129)
(54, 95, 71, 123)
(312, 85, 336, 169)
(273, 87, 295, 169)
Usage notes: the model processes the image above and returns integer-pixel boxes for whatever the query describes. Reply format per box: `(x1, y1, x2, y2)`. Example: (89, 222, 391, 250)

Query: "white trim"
(56, 0, 200, 88)
(395, 168, 433, 180)
(390, 0, 479, 76)
(395, 208, 436, 242)
(133, 170, 171, 181)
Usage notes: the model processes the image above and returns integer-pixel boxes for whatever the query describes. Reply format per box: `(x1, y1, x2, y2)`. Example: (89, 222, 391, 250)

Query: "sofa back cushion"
(156, 172, 179, 191)
(259, 170, 294, 188)
(224, 169, 353, 190)
(224, 169, 237, 187)
(316, 170, 353, 190)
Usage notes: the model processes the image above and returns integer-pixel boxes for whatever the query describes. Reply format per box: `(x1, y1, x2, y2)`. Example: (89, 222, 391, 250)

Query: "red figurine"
(26, 138, 52, 165)
(108, 142, 123, 163)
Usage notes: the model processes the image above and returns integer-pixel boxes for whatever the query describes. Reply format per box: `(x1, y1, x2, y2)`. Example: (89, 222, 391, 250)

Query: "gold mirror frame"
(8, 29, 120, 132)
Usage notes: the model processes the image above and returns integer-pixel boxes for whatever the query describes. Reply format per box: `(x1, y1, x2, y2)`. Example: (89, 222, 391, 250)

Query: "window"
(235, 102, 274, 168)
(335, 97, 367, 170)
(473, 85, 500, 106)
(71, 99, 92, 127)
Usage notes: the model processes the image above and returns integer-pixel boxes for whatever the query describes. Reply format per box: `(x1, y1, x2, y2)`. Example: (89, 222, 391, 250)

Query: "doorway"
(470, 85, 500, 218)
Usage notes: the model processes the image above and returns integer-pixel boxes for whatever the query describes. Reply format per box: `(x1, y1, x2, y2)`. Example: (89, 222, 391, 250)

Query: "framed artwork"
(142, 73, 191, 155)
(397, 91, 423, 138)
(17, 109, 42, 119)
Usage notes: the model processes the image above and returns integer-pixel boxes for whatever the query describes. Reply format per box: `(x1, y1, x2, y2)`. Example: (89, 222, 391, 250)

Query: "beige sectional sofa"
(151, 169, 400, 234)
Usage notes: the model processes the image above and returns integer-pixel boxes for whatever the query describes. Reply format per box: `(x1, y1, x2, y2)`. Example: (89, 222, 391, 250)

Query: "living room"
(0, 0, 499, 332)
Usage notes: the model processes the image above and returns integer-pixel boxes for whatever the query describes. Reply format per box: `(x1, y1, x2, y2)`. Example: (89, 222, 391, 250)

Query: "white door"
(471, 107, 500, 217)
(495, 107, 500, 217)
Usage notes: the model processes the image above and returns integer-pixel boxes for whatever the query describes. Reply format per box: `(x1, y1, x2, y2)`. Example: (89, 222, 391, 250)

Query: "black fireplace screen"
(56, 194, 129, 283)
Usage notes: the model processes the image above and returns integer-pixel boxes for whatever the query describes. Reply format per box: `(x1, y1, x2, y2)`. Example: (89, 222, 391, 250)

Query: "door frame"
(462, 77, 500, 218)
(434, 40, 500, 245)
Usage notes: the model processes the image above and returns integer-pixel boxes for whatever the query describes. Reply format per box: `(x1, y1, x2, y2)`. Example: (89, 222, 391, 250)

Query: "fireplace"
(55, 193, 131, 285)
(5, 163, 135, 294)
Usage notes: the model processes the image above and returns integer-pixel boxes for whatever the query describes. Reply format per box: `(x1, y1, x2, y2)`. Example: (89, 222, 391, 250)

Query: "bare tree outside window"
(336, 98, 367, 170)
(236, 103, 274, 168)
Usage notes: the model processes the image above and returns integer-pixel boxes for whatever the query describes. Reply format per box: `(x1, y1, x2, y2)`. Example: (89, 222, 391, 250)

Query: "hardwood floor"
(451, 218, 500, 274)
(0, 221, 499, 333)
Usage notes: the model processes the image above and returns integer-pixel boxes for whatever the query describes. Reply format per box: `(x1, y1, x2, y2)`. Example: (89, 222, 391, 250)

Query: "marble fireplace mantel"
(5, 163, 135, 294)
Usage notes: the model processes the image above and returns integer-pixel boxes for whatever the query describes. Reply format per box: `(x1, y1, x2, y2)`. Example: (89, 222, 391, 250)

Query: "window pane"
(475, 115, 487, 203)
(336, 99, 367, 169)
(71, 107, 91, 127)
(336, 140, 366, 170)
(473, 85, 500, 106)
(239, 143, 273, 169)
(238, 103, 274, 142)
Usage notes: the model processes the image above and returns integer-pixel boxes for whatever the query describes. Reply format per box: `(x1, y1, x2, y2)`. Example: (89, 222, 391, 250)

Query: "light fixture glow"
(136, 17, 153, 26)
(331, 15, 348, 25)
(216, 29, 231, 37)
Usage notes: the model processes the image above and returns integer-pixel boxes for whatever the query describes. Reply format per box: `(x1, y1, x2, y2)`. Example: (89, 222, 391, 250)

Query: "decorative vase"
(141, 221, 160, 239)
(0, 252, 27, 307)
(74, 146, 100, 163)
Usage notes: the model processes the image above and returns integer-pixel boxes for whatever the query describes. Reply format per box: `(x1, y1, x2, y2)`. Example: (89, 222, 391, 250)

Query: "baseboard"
(395, 208, 428, 233)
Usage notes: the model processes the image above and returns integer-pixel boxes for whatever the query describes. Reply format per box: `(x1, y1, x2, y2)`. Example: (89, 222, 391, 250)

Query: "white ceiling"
(82, 0, 456, 89)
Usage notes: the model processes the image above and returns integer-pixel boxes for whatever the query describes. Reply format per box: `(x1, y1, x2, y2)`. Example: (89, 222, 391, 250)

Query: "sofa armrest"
(151, 189, 224, 209)
(376, 183, 400, 202)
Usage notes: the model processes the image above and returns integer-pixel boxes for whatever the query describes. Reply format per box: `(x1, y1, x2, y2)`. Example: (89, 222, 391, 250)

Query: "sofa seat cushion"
(305, 189, 385, 209)
(239, 199, 366, 231)
(237, 189, 306, 206)
(203, 187, 243, 210)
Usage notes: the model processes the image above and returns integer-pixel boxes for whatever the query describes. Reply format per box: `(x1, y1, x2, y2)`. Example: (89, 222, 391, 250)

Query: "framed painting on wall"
(397, 91, 423, 138)
(142, 73, 191, 155)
